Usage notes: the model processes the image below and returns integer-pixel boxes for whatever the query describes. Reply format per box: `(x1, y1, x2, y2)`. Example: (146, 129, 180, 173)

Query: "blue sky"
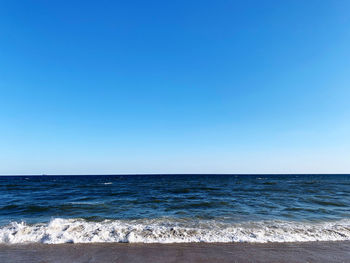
(0, 0, 349, 174)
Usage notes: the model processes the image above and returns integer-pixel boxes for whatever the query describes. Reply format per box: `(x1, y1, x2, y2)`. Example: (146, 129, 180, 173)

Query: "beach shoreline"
(1, 241, 350, 263)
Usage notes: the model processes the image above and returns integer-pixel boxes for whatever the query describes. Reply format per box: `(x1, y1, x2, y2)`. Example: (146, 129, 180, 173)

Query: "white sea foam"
(1, 218, 350, 244)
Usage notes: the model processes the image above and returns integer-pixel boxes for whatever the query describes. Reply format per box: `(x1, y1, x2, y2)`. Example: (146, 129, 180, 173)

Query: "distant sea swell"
(1, 218, 350, 244)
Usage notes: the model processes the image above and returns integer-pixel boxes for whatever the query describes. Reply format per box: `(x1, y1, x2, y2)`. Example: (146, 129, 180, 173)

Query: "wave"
(1, 218, 350, 244)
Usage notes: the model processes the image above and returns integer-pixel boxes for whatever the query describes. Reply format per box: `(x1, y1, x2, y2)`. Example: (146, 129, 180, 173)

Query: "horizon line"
(1, 173, 349, 176)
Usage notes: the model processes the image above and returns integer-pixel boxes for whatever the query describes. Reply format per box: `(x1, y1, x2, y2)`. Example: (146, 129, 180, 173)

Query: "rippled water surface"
(1, 174, 350, 243)
(1, 174, 350, 224)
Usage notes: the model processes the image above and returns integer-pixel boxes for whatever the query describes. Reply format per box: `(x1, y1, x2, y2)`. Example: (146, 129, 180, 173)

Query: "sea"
(0, 174, 349, 244)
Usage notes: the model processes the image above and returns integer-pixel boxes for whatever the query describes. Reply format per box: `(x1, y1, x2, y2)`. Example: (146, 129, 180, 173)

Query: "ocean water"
(0, 174, 350, 244)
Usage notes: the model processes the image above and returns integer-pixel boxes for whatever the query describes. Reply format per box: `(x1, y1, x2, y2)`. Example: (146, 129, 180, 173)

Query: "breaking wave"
(1, 218, 350, 244)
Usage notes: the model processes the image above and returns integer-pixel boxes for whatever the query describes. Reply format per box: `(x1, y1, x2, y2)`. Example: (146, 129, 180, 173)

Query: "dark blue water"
(1, 174, 350, 243)
(1, 174, 350, 224)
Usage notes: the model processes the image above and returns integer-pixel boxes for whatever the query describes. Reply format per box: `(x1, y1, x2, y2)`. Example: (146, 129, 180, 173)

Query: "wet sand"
(1, 241, 350, 263)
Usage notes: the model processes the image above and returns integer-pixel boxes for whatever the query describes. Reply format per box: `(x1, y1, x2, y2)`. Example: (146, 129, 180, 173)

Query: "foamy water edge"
(1, 218, 350, 244)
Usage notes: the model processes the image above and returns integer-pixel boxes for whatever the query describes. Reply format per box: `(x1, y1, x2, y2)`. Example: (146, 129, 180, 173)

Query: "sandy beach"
(1, 241, 350, 263)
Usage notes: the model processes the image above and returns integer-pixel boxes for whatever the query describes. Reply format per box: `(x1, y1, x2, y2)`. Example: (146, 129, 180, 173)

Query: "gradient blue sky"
(0, 0, 349, 174)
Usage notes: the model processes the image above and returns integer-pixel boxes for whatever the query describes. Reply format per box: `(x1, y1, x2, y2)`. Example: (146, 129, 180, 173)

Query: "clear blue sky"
(0, 0, 349, 174)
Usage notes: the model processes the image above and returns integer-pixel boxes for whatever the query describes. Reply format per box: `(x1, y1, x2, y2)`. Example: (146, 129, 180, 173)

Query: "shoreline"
(1, 241, 350, 263)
